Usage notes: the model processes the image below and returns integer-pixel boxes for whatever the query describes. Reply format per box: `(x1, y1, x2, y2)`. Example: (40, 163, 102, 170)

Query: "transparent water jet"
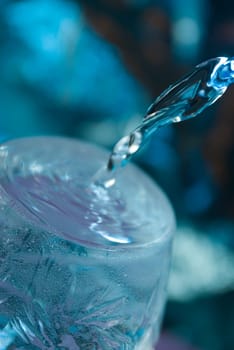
(95, 56, 234, 189)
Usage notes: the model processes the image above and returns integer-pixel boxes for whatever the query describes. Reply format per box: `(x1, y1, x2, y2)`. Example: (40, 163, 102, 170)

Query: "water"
(95, 56, 234, 188)
(0, 137, 174, 349)
(1, 56, 233, 349)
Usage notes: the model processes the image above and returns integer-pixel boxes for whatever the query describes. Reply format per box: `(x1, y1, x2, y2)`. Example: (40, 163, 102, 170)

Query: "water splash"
(94, 56, 234, 188)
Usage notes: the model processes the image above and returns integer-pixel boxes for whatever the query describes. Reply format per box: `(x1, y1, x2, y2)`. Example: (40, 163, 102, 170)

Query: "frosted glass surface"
(0, 137, 174, 349)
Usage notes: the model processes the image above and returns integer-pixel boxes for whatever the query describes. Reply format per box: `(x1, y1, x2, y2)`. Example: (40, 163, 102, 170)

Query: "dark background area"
(0, 1, 234, 349)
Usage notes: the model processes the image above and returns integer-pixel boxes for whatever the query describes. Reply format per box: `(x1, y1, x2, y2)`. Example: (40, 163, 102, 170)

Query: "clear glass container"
(0, 137, 175, 350)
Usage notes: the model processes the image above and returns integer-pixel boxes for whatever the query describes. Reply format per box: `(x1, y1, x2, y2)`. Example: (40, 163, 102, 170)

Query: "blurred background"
(0, 0, 233, 349)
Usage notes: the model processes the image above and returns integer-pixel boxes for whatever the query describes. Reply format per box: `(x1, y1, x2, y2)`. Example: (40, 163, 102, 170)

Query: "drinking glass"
(0, 137, 175, 350)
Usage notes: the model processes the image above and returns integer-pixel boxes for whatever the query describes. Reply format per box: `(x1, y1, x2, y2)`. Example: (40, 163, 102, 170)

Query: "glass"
(0, 137, 175, 350)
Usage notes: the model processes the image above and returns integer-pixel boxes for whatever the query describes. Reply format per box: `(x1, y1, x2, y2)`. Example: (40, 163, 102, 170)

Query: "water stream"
(94, 56, 234, 189)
